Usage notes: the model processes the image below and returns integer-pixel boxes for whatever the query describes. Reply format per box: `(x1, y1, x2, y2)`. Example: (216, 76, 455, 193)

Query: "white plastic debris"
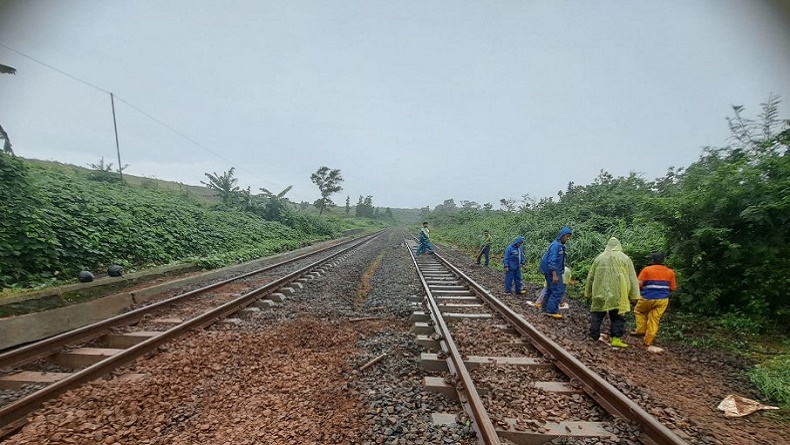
(717, 394, 779, 417)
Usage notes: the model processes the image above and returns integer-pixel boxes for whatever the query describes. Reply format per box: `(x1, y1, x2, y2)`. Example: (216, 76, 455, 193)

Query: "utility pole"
(110, 92, 124, 183)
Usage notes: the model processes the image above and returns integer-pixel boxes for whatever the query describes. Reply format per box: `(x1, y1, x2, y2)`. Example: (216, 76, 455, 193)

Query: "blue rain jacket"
(503, 237, 526, 270)
(539, 227, 572, 274)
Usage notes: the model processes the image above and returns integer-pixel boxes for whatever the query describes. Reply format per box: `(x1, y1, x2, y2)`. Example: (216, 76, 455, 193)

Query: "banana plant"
(201, 167, 241, 206)
(259, 185, 293, 221)
(1, 63, 16, 155)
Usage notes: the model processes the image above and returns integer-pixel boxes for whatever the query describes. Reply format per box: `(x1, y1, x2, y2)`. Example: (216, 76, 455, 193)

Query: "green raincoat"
(584, 238, 640, 313)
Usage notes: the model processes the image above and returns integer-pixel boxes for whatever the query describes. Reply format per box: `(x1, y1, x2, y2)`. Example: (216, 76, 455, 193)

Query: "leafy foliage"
(748, 354, 790, 409)
(310, 166, 343, 215)
(87, 157, 128, 183)
(355, 195, 375, 218)
(649, 96, 789, 326)
(427, 170, 661, 283)
(0, 160, 340, 289)
(258, 185, 293, 221)
(0, 124, 11, 155)
(0, 153, 59, 286)
(424, 96, 789, 331)
(201, 167, 241, 206)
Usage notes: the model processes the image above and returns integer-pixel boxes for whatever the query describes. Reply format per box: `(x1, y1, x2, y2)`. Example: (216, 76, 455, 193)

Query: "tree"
(87, 157, 128, 183)
(355, 195, 374, 218)
(1, 63, 17, 154)
(499, 198, 515, 212)
(433, 199, 457, 213)
(345, 195, 350, 214)
(419, 206, 430, 219)
(518, 194, 536, 212)
(355, 196, 364, 217)
(88, 157, 115, 172)
(259, 185, 293, 221)
(201, 167, 241, 206)
(650, 95, 790, 327)
(460, 200, 480, 210)
(556, 170, 653, 232)
(310, 166, 343, 215)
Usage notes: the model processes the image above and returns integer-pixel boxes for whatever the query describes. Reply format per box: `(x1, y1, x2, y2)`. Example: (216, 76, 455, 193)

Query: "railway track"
(0, 232, 380, 435)
(406, 239, 689, 445)
(0, 231, 765, 444)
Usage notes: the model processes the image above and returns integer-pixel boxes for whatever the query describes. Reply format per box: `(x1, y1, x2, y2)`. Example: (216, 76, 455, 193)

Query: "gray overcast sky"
(1, 1, 789, 209)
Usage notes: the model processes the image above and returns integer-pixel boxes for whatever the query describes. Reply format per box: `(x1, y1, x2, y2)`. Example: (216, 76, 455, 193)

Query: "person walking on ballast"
(584, 237, 640, 348)
(633, 252, 676, 351)
(539, 227, 572, 318)
(503, 236, 526, 295)
(416, 222, 434, 255)
(476, 229, 493, 266)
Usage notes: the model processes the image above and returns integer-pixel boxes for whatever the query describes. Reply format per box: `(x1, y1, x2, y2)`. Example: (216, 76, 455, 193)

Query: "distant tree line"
(197, 165, 346, 234)
(350, 195, 394, 222)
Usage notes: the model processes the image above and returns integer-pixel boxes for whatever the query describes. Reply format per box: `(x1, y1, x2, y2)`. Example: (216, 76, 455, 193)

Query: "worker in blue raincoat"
(539, 227, 573, 318)
(503, 236, 526, 294)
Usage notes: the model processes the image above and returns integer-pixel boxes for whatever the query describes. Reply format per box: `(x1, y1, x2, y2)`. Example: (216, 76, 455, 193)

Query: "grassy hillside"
(1, 156, 386, 291)
(24, 158, 221, 204)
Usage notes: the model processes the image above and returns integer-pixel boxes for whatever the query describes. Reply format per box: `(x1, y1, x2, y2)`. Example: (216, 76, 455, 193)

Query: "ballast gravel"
(3, 232, 474, 445)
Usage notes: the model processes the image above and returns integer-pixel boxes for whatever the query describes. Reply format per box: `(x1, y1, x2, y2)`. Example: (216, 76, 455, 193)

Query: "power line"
(112, 96, 244, 169)
(0, 43, 109, 94)
(0, 42, 270, 186)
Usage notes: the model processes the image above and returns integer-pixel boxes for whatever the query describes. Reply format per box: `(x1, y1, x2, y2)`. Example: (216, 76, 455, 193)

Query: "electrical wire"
(0, 42, 270, 186)
(0, 43, 110, 94)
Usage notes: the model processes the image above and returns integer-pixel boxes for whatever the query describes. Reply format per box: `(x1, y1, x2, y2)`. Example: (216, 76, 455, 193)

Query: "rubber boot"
(610, 337, 629, 348)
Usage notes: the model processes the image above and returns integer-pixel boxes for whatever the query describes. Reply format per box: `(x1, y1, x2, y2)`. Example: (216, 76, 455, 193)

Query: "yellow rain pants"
(634, 298, 669, 346)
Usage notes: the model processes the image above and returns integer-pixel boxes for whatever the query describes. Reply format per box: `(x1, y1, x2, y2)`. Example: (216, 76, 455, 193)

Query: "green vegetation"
(419, 97, 790, 408)
(425, 97, 789, 334)
(310, 166, 344, 215)
(201, 167, 242, 206)
(0, 158, 355, 290)
(650, 97, 789, 327)
(657, 312, 759, 354)
(748, 354, 790, 411)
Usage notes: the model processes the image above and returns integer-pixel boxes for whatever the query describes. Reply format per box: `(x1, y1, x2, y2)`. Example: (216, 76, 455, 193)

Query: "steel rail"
(407, 245, 502, 445)
(0, 233, 378, 430)
(0, 235, 369, 370)
(430, 250, 688, 445)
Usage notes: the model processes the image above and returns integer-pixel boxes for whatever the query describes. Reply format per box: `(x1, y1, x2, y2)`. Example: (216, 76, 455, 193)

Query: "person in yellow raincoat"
(584, 237, 640, 348)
